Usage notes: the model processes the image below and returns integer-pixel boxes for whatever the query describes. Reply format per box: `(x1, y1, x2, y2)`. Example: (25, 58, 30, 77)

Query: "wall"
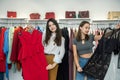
(0, 0, 120, 80)
(0, 0, 120, 20)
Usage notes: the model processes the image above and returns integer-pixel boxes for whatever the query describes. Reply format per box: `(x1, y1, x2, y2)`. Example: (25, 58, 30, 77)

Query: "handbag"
(78, 11, 89, 18)
(65, 11, 76, 18)
(7, 11, 17, 18)
(83, 28, 119, 80)
(30, 13, 40, 19)
(45, 12, 55, 19)
(108, 11, 120, 20)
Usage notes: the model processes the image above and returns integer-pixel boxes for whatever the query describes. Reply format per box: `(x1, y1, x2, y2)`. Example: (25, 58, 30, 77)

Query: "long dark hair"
(44, 18, 62, 46)
(76, 21, 90, 41)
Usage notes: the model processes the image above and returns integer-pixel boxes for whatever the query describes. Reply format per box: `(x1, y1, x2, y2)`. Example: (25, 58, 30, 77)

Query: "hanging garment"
(11, 26, 23, 62)
(10, 27, 23, 71)
(7, 27, 14, 64)
(69, 28, 74, 80)
(3, 28, 9, 79)
(117, 30, 120, 68)
(35, 26, 44, 33)
(18, 29, 48, 80)
(104, 52, 119, 80)
(104, 29, 120, 80)
(83, 28, 120, 80)
(0, 27, 6, 72)
(57, 28, 69, 80)
(0, 72, 4, 80)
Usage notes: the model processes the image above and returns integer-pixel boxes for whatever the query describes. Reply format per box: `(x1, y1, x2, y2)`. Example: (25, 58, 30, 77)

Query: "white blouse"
(42, 31, 65, 63)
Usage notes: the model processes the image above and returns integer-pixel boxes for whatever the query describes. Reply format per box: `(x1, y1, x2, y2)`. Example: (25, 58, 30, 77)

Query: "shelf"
(59, 18, 90, 22)
(0, 18, 28, 26)
(59, 18, 90, 21)
(0, 18, 27, 23)
(0, 18, 27, 20)
(92, 19, 120, 24)
(59, 18, 91, 25)
(28, 19, 47, 24)
(0, 18, 119, 28)
(58, 18, 91, 28)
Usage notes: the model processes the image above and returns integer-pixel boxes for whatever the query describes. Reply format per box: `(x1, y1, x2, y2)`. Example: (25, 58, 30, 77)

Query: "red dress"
(0, 28, 6, 72)
(18, 29, 48, 80)
(10, 27, 23, 70)
(10, 26, 23, 62)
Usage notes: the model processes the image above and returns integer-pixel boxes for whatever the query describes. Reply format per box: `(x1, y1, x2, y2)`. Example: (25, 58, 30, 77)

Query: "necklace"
(82, 40, 85, 44)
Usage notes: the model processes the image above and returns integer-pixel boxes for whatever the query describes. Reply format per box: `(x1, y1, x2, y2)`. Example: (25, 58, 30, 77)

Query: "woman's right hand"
(46, 64, 53, 70)
(46, 63, 57, 70)
(77, 66, 83, 72)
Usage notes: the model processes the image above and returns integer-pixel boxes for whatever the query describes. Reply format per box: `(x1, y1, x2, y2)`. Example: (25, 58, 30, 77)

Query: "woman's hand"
(77, 66, 83, 72)
(46, 63, 57, 70)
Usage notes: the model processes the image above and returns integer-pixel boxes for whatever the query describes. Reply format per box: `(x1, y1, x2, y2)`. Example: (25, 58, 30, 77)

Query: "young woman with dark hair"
(42, 18, 65, 80)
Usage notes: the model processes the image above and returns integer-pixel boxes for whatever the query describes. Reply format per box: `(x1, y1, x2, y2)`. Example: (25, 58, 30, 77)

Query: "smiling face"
(48, 21, 57, 33)
(80, 23, 90, 35)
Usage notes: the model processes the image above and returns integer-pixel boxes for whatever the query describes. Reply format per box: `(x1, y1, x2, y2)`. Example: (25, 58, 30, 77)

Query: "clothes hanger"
(25, 25, 34, 33)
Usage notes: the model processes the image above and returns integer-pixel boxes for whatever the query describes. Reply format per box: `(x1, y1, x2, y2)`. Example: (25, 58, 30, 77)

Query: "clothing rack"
(0, 18, 27, 27)
(0, 18, 119, 29)
(0, 21, 46, 28)
(59, 23, 79, 28)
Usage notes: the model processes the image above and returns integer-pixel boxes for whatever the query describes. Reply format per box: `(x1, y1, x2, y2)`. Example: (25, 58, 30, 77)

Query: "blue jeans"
(76, 57, 95, 80)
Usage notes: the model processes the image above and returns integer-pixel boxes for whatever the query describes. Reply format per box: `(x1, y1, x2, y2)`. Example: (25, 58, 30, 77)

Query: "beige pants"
(45, 54, 58, 80)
